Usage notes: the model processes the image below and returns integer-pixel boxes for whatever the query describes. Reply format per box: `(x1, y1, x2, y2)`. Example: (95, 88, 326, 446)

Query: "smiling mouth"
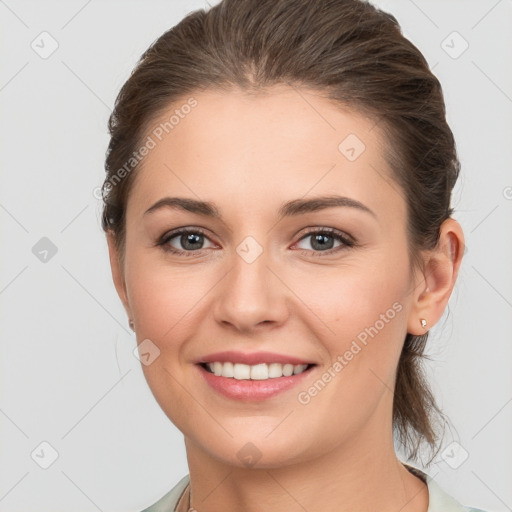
(199, 362, 316, 380)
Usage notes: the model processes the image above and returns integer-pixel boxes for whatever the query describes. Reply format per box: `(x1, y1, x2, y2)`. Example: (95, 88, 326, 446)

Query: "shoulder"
(427, 477, 491, 512)
(141, 470, 491, 512)
(140, 474, 190, 512)
(403, 463, 490, 512)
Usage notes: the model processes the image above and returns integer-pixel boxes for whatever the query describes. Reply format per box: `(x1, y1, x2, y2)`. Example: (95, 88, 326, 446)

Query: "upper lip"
(196, 351, 315, 366)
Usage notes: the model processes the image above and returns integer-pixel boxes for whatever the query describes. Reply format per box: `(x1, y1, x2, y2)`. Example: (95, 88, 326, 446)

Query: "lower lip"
(196, 364, 315, 401)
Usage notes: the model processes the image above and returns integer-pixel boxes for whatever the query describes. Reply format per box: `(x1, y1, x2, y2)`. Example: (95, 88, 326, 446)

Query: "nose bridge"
(213, 234, 289, 330)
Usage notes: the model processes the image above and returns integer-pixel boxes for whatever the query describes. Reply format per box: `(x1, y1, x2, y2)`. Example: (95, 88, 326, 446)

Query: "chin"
(203, 433, 313, 470)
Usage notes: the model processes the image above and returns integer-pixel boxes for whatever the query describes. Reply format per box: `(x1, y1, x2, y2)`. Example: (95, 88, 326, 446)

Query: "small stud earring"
(420, 318, 427, 329)
(129, 319, 135, 331)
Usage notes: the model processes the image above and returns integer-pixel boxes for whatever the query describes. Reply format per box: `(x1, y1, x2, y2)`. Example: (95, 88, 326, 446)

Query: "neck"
(182, 428, 428, 512)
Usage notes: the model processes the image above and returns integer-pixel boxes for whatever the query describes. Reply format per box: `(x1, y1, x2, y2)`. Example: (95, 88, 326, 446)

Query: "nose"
(212, 247, 290, 334)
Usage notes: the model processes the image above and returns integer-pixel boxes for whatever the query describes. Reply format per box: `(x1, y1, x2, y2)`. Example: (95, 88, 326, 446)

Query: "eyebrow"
(144, 195, 377, 220)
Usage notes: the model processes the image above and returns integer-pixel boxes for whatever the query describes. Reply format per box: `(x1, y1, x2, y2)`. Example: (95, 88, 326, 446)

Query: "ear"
(106, 231, 132, 321)
(407, 218, 465, 335)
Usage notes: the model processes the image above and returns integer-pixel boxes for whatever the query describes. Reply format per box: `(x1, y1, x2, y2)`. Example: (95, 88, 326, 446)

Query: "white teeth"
(283, 363, 294, 377)
(205, 362, 309, 379)
(268, 363, 283, 378)
(233, 363, 251, 380)
(293, 364, 305, 375)
(250, 363, 268, 380)
(213, 362, 223, 376)
(222, 361, 234, 377)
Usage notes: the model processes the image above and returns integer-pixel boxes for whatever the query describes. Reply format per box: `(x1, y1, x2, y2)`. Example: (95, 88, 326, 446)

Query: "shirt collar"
(402, 462, 467, 512)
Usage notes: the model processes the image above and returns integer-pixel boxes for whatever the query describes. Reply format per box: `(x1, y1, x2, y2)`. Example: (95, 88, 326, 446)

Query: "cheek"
(291, 268, 408, 437)
(124, 251, 210, 428)
(289, 259, 409, 387)
(290, 259, 407, 336)
(125, 247, 213, 339)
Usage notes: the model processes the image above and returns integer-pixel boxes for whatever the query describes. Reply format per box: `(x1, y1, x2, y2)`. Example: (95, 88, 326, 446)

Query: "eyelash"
(156, 227, 356, 257)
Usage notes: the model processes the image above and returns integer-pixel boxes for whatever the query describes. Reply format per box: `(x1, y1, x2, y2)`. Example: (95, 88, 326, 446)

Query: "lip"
(195, 350, 315, 366)
(196, 362, 316, 401)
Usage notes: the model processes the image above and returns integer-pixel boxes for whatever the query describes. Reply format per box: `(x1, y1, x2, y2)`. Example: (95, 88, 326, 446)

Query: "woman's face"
(109, 85, 427, 468)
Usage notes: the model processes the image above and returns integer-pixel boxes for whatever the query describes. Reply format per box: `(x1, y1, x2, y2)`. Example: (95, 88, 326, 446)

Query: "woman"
(101, 1, 488, 511)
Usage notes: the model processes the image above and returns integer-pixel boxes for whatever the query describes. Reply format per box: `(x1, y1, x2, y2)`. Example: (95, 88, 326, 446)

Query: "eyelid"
(157, 226, 215, 250)
(296, 226, 354, 243)
(291, 226, 355, 254)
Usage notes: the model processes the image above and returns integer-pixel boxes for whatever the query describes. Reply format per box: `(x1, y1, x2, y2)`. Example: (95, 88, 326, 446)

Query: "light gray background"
(0, 1, 511, 511)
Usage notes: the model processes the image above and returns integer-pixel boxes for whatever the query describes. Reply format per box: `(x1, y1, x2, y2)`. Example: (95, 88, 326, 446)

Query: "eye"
(156, 226, 355, 257)
(293, 227, 355, 255)
(157, 228, 216, 255)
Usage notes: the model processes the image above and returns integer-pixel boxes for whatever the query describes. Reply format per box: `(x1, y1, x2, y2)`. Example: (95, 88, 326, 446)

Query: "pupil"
(313, 234, 333, 251)
(182, 233, 203, 250)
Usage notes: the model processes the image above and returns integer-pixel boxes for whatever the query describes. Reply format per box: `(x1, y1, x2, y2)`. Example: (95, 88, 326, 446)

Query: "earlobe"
(106, 231, 132, 319)
(407, 218, 465, 335)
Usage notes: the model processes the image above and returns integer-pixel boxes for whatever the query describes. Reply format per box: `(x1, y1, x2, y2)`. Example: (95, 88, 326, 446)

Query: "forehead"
(128, 86, 403, 223)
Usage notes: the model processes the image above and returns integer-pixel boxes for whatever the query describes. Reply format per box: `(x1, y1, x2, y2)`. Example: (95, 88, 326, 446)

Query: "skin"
(107, 85, 464, 512)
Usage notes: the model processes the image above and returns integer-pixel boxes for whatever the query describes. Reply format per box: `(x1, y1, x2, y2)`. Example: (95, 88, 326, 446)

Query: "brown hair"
(102, 0, 459, 465)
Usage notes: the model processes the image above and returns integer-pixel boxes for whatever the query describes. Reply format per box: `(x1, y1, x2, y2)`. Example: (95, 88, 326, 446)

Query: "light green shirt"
(141, 464, 488, 512)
